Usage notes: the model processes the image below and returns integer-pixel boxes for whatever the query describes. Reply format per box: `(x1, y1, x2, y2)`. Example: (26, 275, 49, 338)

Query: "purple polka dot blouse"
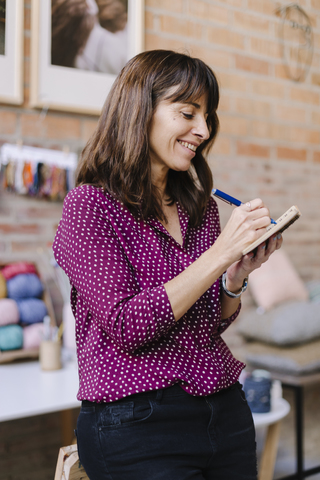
(53, 184, 244, 403)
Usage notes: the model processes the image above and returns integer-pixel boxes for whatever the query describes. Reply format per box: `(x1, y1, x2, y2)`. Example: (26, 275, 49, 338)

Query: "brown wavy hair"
(76, 50, 220, 226)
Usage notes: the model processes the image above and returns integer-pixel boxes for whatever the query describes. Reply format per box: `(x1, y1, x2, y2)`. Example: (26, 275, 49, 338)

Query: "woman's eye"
(182, 112, 194, 119)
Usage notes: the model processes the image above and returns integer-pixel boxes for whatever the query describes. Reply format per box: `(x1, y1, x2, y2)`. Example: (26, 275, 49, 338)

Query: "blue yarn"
(244, 376, 271, 413)
(0, 324, 23, 351)
(16, 298, 48, 325)
(7, 273, 44, 299)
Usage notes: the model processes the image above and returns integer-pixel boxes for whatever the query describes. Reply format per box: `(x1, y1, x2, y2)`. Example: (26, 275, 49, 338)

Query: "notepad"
(242, 205, 301, 256)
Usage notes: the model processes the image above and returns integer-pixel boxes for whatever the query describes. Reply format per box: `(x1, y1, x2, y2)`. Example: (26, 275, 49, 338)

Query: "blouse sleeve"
(53, 186, 176, 353)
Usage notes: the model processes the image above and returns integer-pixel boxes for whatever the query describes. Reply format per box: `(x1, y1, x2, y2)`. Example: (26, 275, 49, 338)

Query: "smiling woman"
(53, 50, 282, 480)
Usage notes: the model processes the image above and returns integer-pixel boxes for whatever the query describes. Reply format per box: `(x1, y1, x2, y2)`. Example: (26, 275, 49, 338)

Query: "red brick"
(237, 141, 270, 158)
(311, 73, 320, 86)
(188, 1, 229, 24)
(207, 27, 245, 50)
(211, 136, 231, 155)
(251, 120, 272, 138)
(277, 147, 307, 162)
(160, 15, 203, 40)
(290, 87, 320, 106)
(0, 111, 17, 135)
(276, 105, 306, 123)
(249, 37, 281, 59)
(20, 113, 43, 137)
(314, 152, 320, 163)
(24, 36, 30, 58)
(312, 111, 320, 125)
(24, 4, 31, 31)
(250, 79, 285, 98)
(0, 224, 41, 234)
(145, 34, 182, 52)
(247, 0, 275, 15)
(290, 127, 320, 144)
(235, 98, 271, 117)
(145, 0, 184, 13)
(145, 11, 154, 30)
(235, 54, 269, 75)
(190, 46, 231, 70)
(45, 116, 81, 140)
(233, 11, 270, 33)
(219, 115, 248, 136)
(218, 72, 247, 92)
(82, 119, 98, 142)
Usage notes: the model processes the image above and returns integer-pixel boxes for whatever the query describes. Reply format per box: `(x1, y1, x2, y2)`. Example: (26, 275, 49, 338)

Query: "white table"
(253, 398, 291, 480)
(0, 359, 80, 444)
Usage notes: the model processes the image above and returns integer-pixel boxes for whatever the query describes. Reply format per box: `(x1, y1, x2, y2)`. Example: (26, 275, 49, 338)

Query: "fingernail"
(277, 234, 282, 239)
(261, 244, 266, 249)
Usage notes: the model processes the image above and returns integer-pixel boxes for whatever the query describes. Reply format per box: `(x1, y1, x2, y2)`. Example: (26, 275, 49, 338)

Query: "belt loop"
(155, 388, 164, 403)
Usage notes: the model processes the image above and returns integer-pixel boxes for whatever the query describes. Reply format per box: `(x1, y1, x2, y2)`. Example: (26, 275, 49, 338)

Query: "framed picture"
(0, 0, 24, 104)
(30, 0, 145, 115)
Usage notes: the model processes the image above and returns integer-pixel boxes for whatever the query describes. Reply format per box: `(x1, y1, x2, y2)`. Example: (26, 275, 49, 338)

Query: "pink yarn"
(23, 323, 44, 349)
(1, 262, 38, 280)
(0, 299, 19, 326)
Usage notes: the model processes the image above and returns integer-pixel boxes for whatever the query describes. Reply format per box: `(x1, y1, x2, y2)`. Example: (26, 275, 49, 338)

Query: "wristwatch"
(222, 272, 248, 298)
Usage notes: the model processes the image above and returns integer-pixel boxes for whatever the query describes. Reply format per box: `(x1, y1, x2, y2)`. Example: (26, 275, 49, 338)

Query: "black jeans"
(76, 382, 257, 480)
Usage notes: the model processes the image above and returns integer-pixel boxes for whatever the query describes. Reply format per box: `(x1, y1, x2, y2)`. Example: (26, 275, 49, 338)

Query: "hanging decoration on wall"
(0, 143, 77, 201)
(276, 3, 313, 82)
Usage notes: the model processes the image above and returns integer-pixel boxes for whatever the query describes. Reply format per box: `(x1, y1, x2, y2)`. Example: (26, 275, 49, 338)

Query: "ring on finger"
(246, 202, 251, 210)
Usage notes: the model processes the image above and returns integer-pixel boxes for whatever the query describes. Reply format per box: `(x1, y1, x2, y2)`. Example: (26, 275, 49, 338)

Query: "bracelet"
(222, 272, 248, 298)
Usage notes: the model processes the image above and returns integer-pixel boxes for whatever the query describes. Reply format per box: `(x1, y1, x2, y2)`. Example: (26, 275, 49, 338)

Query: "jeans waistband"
(81, 382, 239, 407)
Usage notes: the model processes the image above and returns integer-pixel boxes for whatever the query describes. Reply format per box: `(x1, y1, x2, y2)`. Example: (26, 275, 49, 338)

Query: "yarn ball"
(1, 262, 38, 280)
(0, 324, 23, 351)
(16, 298, 48, 325)
(0, 272, 7, 298)
(23, 322, 44, 349)
(0, 299, 20, 326)
(7, 273, 44, 299)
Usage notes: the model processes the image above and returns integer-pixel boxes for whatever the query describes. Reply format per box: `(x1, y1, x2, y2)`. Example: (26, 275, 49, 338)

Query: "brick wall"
(0, 1, 320, 476)
(146, 0, 320, 281)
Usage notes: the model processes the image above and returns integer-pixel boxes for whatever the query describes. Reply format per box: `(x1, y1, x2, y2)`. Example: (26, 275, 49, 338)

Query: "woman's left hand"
(224, 232, 283, 291)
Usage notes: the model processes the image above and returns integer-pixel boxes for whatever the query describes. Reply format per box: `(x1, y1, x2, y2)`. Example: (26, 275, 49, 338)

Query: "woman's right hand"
(213, 198, 272, 266)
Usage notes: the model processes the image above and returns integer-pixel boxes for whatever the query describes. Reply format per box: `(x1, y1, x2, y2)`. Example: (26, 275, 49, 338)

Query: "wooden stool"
(54, 444, 89, 480)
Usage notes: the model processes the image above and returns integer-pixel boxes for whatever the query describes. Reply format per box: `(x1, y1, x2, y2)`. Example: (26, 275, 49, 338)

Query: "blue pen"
(212, 188, 277, 224)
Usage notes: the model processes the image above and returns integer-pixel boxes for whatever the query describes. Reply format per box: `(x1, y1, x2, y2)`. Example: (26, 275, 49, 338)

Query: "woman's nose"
(192, 117, 210, 141)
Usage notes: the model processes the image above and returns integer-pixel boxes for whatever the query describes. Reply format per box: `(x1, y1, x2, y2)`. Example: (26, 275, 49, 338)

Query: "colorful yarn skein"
(7, 273, 44, 299)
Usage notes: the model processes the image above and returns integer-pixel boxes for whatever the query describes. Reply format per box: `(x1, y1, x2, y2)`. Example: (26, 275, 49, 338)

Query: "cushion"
(306, 281, 320, 303)
(237, 301, 320, 346)
(248, 249, 308, 311)
(244, 339, 320, 376)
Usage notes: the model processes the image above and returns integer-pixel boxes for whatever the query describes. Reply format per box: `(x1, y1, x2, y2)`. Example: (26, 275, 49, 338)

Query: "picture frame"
(0, 0, 24, 105)
(30, 0, 145, 115)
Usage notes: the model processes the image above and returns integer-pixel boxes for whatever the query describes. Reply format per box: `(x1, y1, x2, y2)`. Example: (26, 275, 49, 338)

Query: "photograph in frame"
(30, 0, 145, 115)
(0, 0, 24, 105)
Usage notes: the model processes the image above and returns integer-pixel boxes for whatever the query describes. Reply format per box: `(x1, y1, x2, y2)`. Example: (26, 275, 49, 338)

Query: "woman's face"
(149, 93, 210, 183)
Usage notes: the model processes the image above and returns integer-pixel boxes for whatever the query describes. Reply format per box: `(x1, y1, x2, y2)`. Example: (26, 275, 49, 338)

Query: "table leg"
(294, 386, 304, 478)
(60, 409, 75, 446)
(258, 421, 282, 480)
(280, 384, 304, 480)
